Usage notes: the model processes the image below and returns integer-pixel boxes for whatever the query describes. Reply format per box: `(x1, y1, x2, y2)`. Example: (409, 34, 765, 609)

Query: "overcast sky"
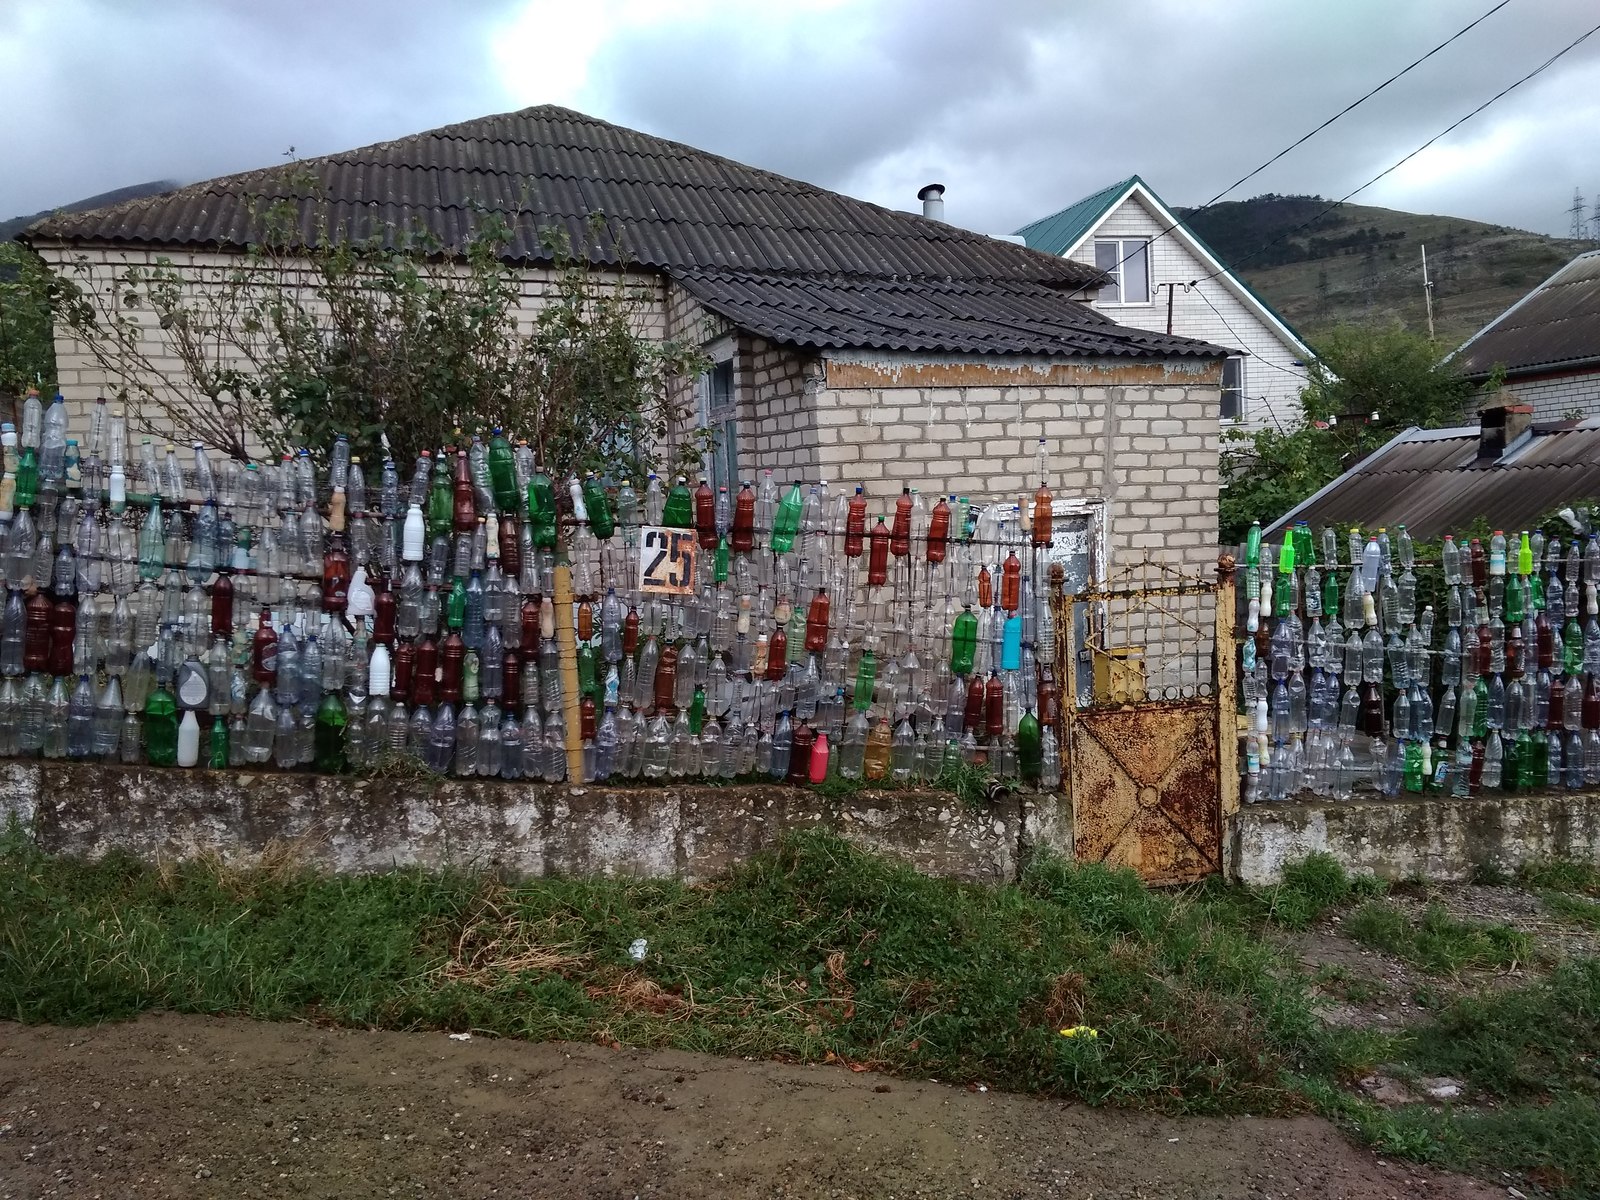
(4, 0, 1599, 241)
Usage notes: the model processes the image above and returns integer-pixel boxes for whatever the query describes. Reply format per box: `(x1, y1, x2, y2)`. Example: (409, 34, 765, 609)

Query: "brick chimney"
(1477, 399, 1534, 461)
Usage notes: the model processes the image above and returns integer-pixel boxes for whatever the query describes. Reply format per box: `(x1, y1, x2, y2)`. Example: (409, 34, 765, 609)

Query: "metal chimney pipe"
(917, 183, 945, 222)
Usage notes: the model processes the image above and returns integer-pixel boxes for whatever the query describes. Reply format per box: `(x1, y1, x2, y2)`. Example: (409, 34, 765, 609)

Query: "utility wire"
(1204, 16, 1600, 281)
(1066, 0, 1516, 301)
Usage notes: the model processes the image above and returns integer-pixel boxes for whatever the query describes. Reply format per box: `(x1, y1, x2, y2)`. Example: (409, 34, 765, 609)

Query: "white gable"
(1064, 184, 1311, 432)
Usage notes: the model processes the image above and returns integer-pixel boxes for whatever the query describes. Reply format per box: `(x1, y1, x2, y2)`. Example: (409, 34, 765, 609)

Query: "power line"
(1189, 0, 1514, 214)
(1075, 0, 1514, 325)
(1191, 286, 1310, 379)
(1205, 17, 1600, 282)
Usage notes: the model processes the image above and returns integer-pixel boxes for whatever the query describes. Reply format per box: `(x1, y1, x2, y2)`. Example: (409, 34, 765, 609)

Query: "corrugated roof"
(1264, 421, 1600, 539)
(679, 270, 1226, 359)
(1449, 250, 1600, 379)
(25, 105, 1099, 290)
(1013, 177, 1136, 256)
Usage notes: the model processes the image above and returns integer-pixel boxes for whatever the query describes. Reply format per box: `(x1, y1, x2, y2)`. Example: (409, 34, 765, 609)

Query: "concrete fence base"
(1231, 791, 1600, 885)
(0, 762, 1073, 886)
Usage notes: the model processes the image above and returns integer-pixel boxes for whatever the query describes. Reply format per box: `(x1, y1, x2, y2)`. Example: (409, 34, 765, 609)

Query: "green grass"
(1, 833, 1595, 1197)
(1520, 859, 1600, 898)
(1344, 900, 1533, 975)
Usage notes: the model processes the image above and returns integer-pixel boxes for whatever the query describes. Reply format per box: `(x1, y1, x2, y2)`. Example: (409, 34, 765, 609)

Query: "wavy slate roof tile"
(1449, 250, 1600, 379)
(23, 105, 1228, 361)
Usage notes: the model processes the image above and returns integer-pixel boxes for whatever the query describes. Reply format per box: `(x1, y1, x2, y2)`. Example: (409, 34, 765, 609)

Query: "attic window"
(1221, 356, 1244, 422)
(1094, 238, 1150, 305)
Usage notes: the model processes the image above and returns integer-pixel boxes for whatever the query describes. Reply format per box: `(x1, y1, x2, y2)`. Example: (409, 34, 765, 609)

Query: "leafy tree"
(0, 243, 58, 405)
(47, 172, 707, 476)
(1220, 326, 1495, 545)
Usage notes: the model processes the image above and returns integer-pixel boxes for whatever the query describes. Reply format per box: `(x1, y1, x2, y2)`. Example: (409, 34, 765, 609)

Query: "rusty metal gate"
(1053, 557, 1239, 885)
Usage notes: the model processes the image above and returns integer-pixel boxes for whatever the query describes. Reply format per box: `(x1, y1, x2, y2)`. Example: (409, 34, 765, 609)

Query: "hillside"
(1182, 195, 1594, 349)
(1, 179, 179, 242)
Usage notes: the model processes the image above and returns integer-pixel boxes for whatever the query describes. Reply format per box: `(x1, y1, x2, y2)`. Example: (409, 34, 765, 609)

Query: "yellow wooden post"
(554, 553, 585, 784)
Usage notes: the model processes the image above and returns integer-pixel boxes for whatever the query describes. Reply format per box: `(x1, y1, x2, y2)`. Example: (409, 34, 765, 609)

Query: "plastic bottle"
(770, 481, 803, 553)
(864, 715, 892, 781)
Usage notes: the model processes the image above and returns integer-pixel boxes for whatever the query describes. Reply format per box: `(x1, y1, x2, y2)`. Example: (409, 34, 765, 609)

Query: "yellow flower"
(1058, 1025, 1098, 1039)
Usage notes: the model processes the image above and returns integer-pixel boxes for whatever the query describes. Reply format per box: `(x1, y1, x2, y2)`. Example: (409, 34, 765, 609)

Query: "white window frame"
(1093, 238, 1152, 307)
(698, 352, 739, 496)
(1221, 355, 1245, 424)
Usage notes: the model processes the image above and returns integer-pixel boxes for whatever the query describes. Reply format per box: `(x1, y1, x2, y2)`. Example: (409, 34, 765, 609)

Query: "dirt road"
(0, 1014, 1503, 1199)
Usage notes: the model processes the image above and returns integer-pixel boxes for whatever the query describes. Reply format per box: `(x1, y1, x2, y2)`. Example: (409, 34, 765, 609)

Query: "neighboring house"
(1446, 249, 1600, 421)
(1262, 402, 1600, 539)
(1016, 176, 1313, 432)
(23, 106, 1227, 589)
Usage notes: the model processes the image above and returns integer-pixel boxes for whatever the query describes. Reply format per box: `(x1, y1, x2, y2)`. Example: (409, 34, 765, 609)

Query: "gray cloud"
(4, 0, 1599, 244)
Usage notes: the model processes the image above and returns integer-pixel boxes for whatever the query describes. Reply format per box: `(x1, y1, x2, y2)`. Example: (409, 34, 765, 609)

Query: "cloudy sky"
(4, 0, 1599, 240)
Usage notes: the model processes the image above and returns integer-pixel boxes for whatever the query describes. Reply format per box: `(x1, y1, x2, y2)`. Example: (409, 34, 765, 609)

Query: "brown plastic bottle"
(1585, 675, 1600, 728)
(984, 673, 1004, 737)
(1001, 551, 1021, 612)
(1359, 680, 1385, 737)
(654, 644, 679, 712)
(963, 674, 985, 731)
(393, 640, 416, 699)
(576, 600, 593, 642)
(521, 597, 540, 651)
(250, 607, 277, 685)
(412, 635, 439, 707)
(452, 450, 475, 533)
(927, 497, 950, 563)
(48, 599, 76, 677)
(890, 487, 912, 558)
(1506, 624, 1525, 679)
(767, 627, 788, 680)
(1469, 739, 1485, 790)
(210, 573, 234, 639)
(439, 631, 464, 704)
(1536, 611, 1553, 669)
(867, 517, 890, 586)
(580, 695, 597, 741)
(864, 717, 892, 781)
(977, 565, 993, 609)
(623, 605, 640, 657)
(731, 483, 756, 553)
(1469, 538, 1486, 588)
(845, 487, 867, 557)
(498, 513, 522, 579)
(1032, 481, 1053, 547)
(1476, 623, 1491, 676)
(694, 478, 717, 550)
(788, 720, 815, 783)
(22, 590, 50, 674)
(1550, 680, 1566, 729)
(1037, 665, 1060, 727)
(373, 576, 397, 646)
(322, 530, 351, 613)
(805, 589, 830, 652)
(501, 648, 521, 712)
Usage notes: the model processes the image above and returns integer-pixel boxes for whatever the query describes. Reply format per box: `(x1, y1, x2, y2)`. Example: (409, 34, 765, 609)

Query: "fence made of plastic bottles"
(1235, 518, 1600, 804)
(0, 390, 1069, 791)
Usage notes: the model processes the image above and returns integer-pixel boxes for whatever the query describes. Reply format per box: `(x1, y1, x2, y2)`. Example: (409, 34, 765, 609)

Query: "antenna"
(1570, 187, 1588, 239)
(1420, 244, 1436, 340)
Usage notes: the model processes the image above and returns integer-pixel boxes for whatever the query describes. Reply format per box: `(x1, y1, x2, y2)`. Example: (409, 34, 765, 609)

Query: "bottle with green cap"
(582, 473, 614, 539)
(1245, 520, 1262, 570)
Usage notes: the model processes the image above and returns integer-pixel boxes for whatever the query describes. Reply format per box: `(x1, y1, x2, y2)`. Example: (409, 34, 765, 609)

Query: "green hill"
(1, 180, 180, 242)
(1182, 195, 1594, 350)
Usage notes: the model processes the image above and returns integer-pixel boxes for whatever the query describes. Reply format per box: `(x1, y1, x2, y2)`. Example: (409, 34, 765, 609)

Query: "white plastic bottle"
(177, 709, 201, 767)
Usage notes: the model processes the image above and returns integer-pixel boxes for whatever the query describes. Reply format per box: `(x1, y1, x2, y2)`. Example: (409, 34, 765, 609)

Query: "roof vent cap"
(917, 183, 945, 222)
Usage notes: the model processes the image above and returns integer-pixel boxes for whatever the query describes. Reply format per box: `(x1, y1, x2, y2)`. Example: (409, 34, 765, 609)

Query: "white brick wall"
(1065, 193, 1309, 433)
(35, 241, 668, 452)
(1500, 369, 1600, 421)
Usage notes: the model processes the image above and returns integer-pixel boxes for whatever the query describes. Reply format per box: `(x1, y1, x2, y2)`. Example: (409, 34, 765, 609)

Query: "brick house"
(23, 105, 1226, 595)
(1017, 176, 1313, 432)
(1445, 249, 1600, 421)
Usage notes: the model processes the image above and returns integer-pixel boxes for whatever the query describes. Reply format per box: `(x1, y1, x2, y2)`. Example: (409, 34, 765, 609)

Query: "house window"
(700, 359, 739, 495)
(1221, 356, 1244, 422)
(1093, 238, 1151, 305)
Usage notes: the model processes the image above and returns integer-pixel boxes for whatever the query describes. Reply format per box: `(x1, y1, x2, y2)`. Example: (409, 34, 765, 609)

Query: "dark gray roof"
(678, 269, 1225, 358)
(22, 105, 1234, 362)
(1264, 420, 1600, 540)
(1449, 250, 1600, 380)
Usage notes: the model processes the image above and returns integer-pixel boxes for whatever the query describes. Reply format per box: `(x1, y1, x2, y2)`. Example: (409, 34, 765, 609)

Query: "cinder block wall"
(1502, 369, 1600, 422)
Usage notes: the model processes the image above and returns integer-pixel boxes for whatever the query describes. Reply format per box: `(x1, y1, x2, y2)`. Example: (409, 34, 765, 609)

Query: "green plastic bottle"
(428, 454, 453, 539)
(663, 476, 694, 528)
(1321, 570, 1339, 618)
(1503, 732, 1522, 793)
(1402, 740, 1423, 792)
(14, 444, 37, 509)
(1293, 522, 1313, 569)
(577, 641, 597, 700)
(853, 649, 877, 713)
(144, 686, 178, 766)
(314, 693, 347, 773)
(1517, 531, 1533, 577)
(1472, 676, 1489, 739)
(527, 471, 557, 548)
(488, 429, 518, 513)
(951, 605, 977, 675)
(582, 474, 615, 539)
(208, 716, 229, 768)
(1506, 573, 1525, 622)
(714, 537, 729, 584)
(1245, 520, 1262, 570)
(446, 577, 467, 629)
(770, 481, 803, 553)
(1525, 728, 1545, 789)
(688, 685, 706, 735)
(1016, 710, 1042, 781)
